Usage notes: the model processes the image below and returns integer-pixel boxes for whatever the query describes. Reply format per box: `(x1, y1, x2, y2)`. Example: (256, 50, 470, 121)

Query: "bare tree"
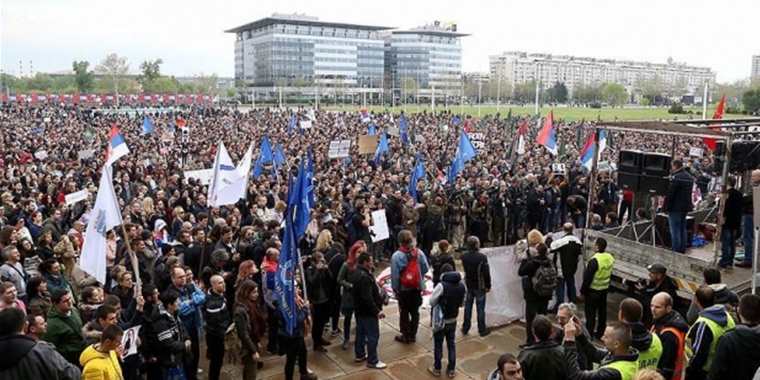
(95, 53, 129, 106)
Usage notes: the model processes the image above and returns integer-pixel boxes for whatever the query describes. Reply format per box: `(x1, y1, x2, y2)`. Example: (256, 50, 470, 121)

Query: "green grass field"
(322, 104, 744, 122)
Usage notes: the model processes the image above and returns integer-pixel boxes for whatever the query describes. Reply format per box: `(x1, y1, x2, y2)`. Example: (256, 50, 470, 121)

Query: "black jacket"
(519, 254, 553, 301)
(233, 305, 260, 357)
(709, 323, 760, 380)
(203, 291, 231, 338)
(306, 265, 331, 305)
(145, 304, 187, 367)
(433, 271, 466, 320)
(461, 249, 491, 292)
(564, 341, 639, 380)
(723, 188, 743, 230)
(352, 266, 383, 318)
(517, 340, 568, 380)
(0, 334, 80, 380)
(665, 168, 694, 213)
(550, 234, 582, 279)
(431, 253, 456, 285)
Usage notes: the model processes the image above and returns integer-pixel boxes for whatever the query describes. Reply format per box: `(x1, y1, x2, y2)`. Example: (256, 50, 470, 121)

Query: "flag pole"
(120, 223, 142, 297)
(702, 81, 709, 119)
(584, 127, 601, 231)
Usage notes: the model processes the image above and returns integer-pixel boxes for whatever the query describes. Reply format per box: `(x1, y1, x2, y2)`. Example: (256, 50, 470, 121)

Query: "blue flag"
(167, 120, 176, 133)
(399, 115, 409, 146)
(451, 115, 462, 126)
(275, 183, 298, 335)
(306, 147, 315, 208)
(458, 130, 477, 162)
(374, 132, 389, 165)
(274, 144, 286, 169)
(447, 155, 464, 184)
(408, 156, 425, 201)
(414, 153, 425, 179)
(288, 114, 297, 135)
(142, 116, 155, 135)
(286, 161, 311, 240)
(252, 155, 264, 179)
(368, 123, 377, 136)
(260, 136, 274, 164)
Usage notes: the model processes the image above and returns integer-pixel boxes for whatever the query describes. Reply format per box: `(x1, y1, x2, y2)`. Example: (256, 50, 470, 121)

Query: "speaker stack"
(617, 150, 672, 196)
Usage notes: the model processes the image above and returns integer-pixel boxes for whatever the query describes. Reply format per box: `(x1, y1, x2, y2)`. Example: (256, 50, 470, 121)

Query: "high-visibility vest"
(686, 311, 735, 371)
(603, 359, 638, 380)
(652, 325, 687, 380)
(637, 332, 663, 370)
(590, 252, 614, 291)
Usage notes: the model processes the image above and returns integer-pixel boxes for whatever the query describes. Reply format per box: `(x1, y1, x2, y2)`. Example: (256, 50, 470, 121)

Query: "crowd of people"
(0, 102, 757, 380)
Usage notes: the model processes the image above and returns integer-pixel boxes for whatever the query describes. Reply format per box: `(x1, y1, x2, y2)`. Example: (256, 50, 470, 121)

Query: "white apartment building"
(489, 51, 716, 98)
(752, 55, 760, 81)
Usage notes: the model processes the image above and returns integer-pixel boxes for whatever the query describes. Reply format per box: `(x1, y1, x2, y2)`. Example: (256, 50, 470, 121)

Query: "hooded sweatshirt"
(79, 344, 123, 380)
(0, 334, 81, 380)
(686, 305, 735, 379)
(686, 283, 739, 324)
(708, 323, 760, 380)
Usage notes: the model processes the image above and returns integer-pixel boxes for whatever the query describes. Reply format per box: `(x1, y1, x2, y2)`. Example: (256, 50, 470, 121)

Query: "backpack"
(400, 250, 421, 289)
(531, 258, 558, 297)
(432, 303, 445, 332)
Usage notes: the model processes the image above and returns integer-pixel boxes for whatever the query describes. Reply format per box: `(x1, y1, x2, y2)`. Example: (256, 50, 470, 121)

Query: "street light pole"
(478, 80, 482, 117)
(534, 62, 541, 115)
(497, 74, 501, 113)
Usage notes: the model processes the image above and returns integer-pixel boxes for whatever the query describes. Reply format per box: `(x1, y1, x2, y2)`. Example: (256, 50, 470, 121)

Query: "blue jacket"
(173, 284, 206, 335)
(391, 248, 429, 293)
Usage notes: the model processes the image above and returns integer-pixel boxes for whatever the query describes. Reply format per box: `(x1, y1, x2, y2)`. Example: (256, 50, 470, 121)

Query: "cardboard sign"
(689, 147, 704, 157)
(357, 135, 379, 155)
(77, 149, 95, 160)
(300, 120, 313, 129)
(370, 209, 390, 242)
(34, 150, 48, 160)
(328, 140, 352, 159)
(64, 189, 89, 206)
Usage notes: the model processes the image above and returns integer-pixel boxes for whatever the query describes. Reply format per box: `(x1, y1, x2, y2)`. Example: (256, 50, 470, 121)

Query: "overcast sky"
(2, 0, 757, 82)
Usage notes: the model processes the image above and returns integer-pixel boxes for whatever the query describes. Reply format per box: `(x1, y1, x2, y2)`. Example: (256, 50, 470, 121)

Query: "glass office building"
(385, 23, 468, 101)
(227, 14, 390, 98)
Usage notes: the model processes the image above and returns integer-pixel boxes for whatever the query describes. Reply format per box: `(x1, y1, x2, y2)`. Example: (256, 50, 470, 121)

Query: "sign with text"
(469, 132, 485, 149)
(689, 147, 704, 157)
(370, 209, 390, 242)
(328, 140, 352, 159)
(77, 149, 95, 160)
(184, 169, 214, 185)
(64, 189, 89, 206)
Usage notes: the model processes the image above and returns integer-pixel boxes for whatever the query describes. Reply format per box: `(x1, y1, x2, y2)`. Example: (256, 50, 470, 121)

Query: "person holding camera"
(351, 253, 387, 369)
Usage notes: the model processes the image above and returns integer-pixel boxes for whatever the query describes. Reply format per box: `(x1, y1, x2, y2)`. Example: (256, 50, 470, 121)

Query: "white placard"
(77, 149, 95, 160)
(469, 132, 485, 140)
(184, 169, 214, 185)
(34, 150, 48, 160)
(369, 209, 390, 243)
(121, 325, 141, 358)
(469, 132, 485, 149)
(300, 120, 313, 129)
(64, 189, 89, 206)
(689, 147, 704, 157)
(387, 127, 400, 137)
(416, 135, 427, 145)
(551, 163, 566, 173)
(328, 140, 352, 159)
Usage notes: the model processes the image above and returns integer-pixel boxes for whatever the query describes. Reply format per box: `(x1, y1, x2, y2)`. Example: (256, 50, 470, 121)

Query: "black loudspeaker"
(713, 142, 726, 173)
(618, 172, 640, 191)
(729, 141, 760, 172)
(642, 153, 671, 177)
(640, 175, 670, 195)
(619, 150, 643, 174)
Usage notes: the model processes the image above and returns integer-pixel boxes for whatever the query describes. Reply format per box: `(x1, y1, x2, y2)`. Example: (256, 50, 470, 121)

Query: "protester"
(519, 242, 555, 345)
(686, 267, 739, 324)
(719, 177, 743, 268)
(26, 313, 47, 341)
(203, 274, 232, 380)
(685, 286, 734, 380)
(337, 240, 365, 350)
(518, 315, 569, 379)
(563, 320, 640, 380)
(630, 263, 678, 327)
(617, 298, 662, 371)
(305, 251, 332, 352)
(460, 236, 491, 337)
(391, 229, 429, 344)
(279, 292, 317, 380)
(429, 263, 465, 378)
(80, 324, 124, 380)
(234, 279, 266, 380)
(43, 288, 86, 366)
(487, 353, 524, 380)
(352, 252, 387, 369)
(709, 294, 760, 380)
(549, 223, 582, 307)
(0, 246, 28, 301)
(147, 290, 190, 379)
(665, 159, 694, 254)
(552, 302, 596, 370)
(0, 308, 80, 380)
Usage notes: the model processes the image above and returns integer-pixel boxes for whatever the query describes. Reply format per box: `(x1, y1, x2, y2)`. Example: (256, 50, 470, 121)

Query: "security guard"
(563, 321, 640, 380)
(685, 286, 735, 380)
(618, 298, 662, 370)
(581, 237, 615, 339)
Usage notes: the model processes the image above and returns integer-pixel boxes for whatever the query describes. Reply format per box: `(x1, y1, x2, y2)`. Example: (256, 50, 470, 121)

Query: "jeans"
(720, 228, 738, 267)
(355, 316, 380, 365)
(525, 298, 548, 345)
(554, 275, 577, 305)
(342, 307, 354, 344)
(206, 334, 225, 380)
(743, 214, 754, 265)
(668, 211, 688, 253)
(462, 289, 487, 335)
(397, 289, 422, 340)
(584, 289, 608, 339)
(433, 322, 457, 372)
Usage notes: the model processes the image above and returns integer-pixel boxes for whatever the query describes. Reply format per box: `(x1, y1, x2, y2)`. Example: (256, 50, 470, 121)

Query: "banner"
(327, 140, 351, 159)
(357, 135, 379, 155)
(64, 189, 89, 206)
(184, 169, 214, 185)
(369, 209, 389, 242)
(77, 149, 95, 160)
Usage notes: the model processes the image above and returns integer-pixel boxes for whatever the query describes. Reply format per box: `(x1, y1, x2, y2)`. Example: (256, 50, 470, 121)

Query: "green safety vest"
(603, 359, 638, 380)
(590, 252, 614, 291)
(637, 333, 663, 370)
(686, 311, 735, 371)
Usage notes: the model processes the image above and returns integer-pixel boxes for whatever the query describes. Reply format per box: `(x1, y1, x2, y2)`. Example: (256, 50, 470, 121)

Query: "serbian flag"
(580, 129, 607, 170)
(516, 119, 529, 155)
(536, 111, 557, 155)
(703, 95, 726, 151)
(106, 125, 130, 166)
(360, 109, 371, 123)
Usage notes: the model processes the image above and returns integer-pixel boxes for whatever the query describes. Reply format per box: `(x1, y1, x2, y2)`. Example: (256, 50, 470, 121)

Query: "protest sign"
(370, 209, 390, 242)
(328, 140, 351, 159)
(357, 135, 379, 155)
(64, 189, 89, 206)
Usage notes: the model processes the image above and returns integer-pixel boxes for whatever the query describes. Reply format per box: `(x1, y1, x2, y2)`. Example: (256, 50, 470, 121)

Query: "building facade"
(385, 21, 467, 101)
(489, 51, 716, 99)
(752, 55, 760, 81)
(227, 14, 390, 99)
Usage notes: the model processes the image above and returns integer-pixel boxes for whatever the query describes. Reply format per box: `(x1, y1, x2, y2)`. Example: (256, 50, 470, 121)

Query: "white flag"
(516, 134, 526, 155)
(213, 144, 253, 207)
(207, 141, 240, 207)
(80, 166, 123, 284)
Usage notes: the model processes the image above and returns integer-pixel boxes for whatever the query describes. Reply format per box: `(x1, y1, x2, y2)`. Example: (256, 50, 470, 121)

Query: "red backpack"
(400, 250, 421, 289)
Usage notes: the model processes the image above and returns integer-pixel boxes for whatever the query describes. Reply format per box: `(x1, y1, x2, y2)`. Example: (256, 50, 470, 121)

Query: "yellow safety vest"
(686, 310, 735, 371)
(637, 333, 663, 370)
(590, 252, 614, 291)
(603, 359, 638, 380)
